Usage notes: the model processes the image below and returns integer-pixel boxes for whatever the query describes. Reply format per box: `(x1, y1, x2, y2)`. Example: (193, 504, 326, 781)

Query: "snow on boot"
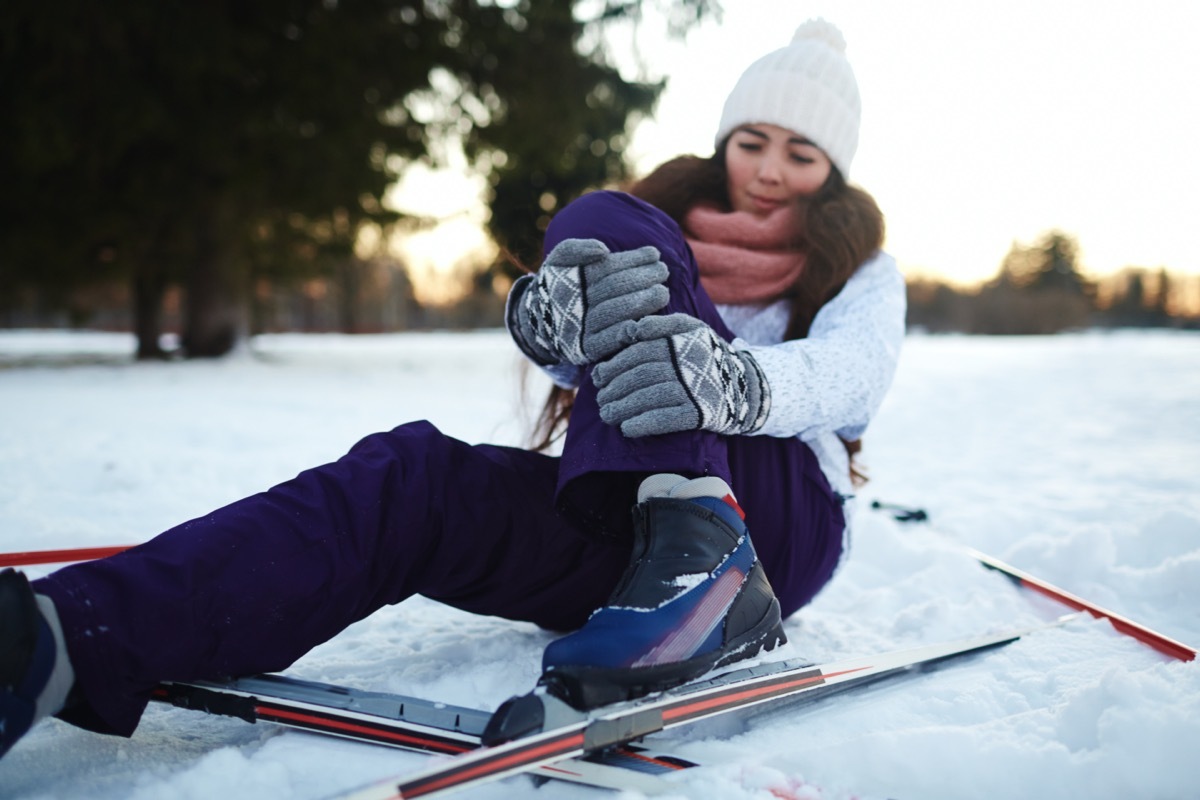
(539, 474, 785, 710)
(0, 569, 73, 759)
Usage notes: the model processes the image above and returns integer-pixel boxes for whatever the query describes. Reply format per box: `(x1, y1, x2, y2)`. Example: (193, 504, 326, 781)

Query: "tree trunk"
(338, 258, 360, 334)
(132, 262, 169, 360)
(182, 204, 247, 358)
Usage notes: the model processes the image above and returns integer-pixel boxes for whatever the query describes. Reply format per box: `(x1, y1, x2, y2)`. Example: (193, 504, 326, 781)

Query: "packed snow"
(1, 328, 1197, 800)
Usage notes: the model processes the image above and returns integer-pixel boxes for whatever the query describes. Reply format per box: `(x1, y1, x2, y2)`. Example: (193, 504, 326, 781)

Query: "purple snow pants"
(34, 191, 846, 737)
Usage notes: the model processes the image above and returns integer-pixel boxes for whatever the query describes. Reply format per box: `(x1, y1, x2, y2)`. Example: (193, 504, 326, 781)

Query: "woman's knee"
(545, 190, 692, 268)
(338, 421, 453, 508)
(544, 190, 719, 328)
(350, 420, 448, 462)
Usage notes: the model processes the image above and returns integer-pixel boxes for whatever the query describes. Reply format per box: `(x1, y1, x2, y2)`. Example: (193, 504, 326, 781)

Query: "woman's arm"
(739, 251, 907, 441)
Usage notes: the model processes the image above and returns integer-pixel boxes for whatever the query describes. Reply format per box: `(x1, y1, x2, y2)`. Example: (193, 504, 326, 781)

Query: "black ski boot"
(1, 568, 65, 759)
(539, 474, 785, 710)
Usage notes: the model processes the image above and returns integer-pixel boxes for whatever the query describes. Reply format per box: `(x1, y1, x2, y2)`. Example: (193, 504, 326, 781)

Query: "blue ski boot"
(1, 568, 72, 759)
(540, 474, 785, 710)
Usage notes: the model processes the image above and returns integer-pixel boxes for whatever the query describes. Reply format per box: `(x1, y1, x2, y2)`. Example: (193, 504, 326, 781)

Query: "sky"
(391, 0, 1200, 295)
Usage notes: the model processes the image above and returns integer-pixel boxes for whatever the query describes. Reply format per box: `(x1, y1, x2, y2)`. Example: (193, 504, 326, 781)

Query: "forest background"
(3, 0, 1197, 361)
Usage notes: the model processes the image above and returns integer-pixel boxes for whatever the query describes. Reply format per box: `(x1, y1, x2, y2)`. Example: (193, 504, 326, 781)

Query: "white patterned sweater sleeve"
(720, 251, 907, 495)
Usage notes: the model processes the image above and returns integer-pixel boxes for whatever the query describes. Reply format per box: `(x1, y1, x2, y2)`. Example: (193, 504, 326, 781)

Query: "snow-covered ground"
(1, 329, 1197, 800)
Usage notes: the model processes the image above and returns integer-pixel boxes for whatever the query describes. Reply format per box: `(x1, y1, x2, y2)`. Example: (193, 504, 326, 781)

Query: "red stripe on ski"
(397, 730, 587, 798)
(661, 665, 867, 723)
(257, 705, 472, 754)
(605, 749, 693, 772)
(394, 665, 872, 797)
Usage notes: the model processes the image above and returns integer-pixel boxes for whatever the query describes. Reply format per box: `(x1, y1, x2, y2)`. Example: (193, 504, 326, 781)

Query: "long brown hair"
(530, 138, 886, 478)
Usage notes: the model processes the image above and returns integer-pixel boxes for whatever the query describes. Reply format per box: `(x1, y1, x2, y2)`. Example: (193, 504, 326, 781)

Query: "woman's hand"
(593, 314, 771, 438)
(507, 239, 669, 367)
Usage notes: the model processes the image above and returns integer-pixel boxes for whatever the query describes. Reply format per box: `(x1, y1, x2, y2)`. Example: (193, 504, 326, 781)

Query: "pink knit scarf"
(684, 205, 806, 304)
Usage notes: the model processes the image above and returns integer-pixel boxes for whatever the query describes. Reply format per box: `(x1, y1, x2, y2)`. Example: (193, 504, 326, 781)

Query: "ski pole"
(0, 544, 134, 568)
(869, 500, 928, 522)
(964, 546, 1195, 662)
(868, 500, 1196, 663)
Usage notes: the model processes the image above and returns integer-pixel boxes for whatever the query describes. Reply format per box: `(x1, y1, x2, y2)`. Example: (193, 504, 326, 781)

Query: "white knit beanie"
(714, 18, 861, 177)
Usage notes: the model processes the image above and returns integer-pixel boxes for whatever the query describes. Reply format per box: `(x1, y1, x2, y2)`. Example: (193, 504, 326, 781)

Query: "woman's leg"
(519, 192, 793, 709)
(545, 189, 845, 617)
(32, 421, 629, 736)
(727, 436, 846, 619)
(543, 190, 741, 539)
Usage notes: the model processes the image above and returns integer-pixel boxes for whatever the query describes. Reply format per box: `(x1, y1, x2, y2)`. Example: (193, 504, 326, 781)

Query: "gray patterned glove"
(593, 313, 771, 438)
(507, 239, 669, 367)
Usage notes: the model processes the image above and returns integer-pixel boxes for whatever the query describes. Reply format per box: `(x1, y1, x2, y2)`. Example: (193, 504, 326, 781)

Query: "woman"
(1, 18, 905, 755)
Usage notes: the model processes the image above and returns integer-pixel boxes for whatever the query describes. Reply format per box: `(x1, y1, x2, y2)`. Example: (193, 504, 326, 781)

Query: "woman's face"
(724, 123, 833, 217)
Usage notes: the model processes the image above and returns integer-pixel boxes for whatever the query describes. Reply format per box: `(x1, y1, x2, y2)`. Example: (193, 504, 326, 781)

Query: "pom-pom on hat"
(714, 18, 861, 177)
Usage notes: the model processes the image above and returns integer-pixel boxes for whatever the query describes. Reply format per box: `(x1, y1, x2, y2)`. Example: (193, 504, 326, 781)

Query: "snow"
(1, 328, 1198, 800)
